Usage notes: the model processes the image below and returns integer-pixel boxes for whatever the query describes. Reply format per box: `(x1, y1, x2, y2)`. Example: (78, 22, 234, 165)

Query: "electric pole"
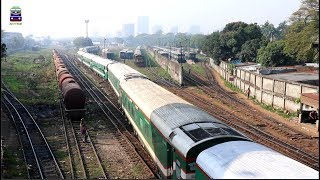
(180, 42, 182, 65)
(85, 19, 89, 38)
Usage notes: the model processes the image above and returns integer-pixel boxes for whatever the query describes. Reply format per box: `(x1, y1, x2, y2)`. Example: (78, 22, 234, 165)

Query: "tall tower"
(137, 16, 149, 35)
(85, 19, 89, 38)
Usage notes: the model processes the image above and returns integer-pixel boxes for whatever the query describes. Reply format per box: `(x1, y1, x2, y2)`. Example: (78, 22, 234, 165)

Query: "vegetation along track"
(60, 51, 157, 179)
(1, 81, 64, 179)
(180, 63, 318, 170)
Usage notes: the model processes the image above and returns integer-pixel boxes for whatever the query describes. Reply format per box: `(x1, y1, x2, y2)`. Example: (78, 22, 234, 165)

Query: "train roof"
(78, 51, 115, 66)
(77, 51, 96, 60)
(108, 63, 146, 82)
(77, 50, 86, 56)
(196, 141, 319, 179)
(120, 78, 245, 156)
(134, 50, 141, 55)
(91, 55, 114, 66)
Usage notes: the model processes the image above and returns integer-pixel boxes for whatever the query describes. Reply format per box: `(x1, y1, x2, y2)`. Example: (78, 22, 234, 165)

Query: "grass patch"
(252, 99, 298, 119)
(196, 54, 209, 62)
(141, 49, 158, 67)
(222, 76, 242, 93)
(195, 87, 205, 95)
(1, 49, 60, 105)
(132, 163, 144, 177)
(54, 150, 68, 159)
(190, 63, 206, 76)
(2, 147, 28, 178)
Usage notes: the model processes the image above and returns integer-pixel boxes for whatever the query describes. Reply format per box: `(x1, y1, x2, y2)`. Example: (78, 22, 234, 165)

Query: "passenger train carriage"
(76, 49, 319, 179)
(119, 77, 249, 178)
(134, 46, 144, 66)
(196, 141, 318, 179)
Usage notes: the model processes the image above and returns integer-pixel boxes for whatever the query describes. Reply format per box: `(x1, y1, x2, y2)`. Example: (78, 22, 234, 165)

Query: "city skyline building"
(137, 16, 149, 35)
(122, 24, 134, 37)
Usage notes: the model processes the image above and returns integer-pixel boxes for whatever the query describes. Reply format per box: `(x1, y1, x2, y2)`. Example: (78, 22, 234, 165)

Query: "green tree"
(284, 0, 319, 63)
(73, 37, 93, 49)
(238, 39, 261, 62)
(260, 21, 277, 41)
(201, 32, 221, 59)
(257, 40, 294, 67)
(190, 34, 206, 49)
(276, 21, 288, 39)
(219, 22, 263, 59)
(1, 43, 7, 61)
(201, 21, 263, 61)
(289, 0, 319, 24)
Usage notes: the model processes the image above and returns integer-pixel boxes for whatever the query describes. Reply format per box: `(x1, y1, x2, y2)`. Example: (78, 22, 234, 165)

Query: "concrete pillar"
(260, 77, 263, 103)
(272, 79, 275, 107)
(254, 74, 256, 99)
(298, 113, 303, 123)
(283, 81, 287, 110)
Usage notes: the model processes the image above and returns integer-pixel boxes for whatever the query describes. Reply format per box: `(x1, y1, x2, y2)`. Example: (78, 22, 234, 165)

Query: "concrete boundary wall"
(147, 48, 183, 85)
(210, 59, 319, 112)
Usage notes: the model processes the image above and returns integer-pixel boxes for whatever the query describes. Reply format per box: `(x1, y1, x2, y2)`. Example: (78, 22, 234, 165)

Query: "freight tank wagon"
(53, 49, 86, 120)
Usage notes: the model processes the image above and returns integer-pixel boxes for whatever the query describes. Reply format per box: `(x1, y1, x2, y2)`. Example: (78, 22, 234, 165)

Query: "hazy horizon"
(2, 0, 302, 38)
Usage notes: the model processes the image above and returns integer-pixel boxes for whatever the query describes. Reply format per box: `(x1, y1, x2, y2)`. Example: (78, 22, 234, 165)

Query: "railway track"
(133, 59, 319, 170)
(59, 99, 107, 179)
(60, 52, 157, 178)
(180, 63, 319, 170)
(1, 81, 64, 179)
(2, 98, 29, 178)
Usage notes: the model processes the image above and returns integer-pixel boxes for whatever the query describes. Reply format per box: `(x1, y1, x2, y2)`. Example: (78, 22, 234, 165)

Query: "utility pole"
(180, 42, 182, 65)
(104, 38, 106, 50)
(85, 19, 89, 38)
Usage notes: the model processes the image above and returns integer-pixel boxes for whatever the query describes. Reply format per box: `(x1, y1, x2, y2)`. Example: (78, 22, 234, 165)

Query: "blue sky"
(1, 0, 302, 38)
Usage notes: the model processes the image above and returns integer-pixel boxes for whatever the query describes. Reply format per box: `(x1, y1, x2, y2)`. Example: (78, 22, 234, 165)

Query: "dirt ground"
(210, 68, 319, 138)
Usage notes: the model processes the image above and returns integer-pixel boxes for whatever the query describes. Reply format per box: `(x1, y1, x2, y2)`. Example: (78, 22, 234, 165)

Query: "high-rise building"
(137, 16, 149, 34)
(122, 24, 134, 37)
(188, 25, 201, 34)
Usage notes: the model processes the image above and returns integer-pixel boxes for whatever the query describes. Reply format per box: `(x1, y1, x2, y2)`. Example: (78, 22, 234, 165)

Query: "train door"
(172, 148, 182, 179)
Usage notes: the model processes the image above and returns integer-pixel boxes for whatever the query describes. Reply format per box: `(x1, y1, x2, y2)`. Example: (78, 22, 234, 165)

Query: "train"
(134, 46, 144, 66)
(79, 46, 100, 55)
(52, 49, 86, 120)
(101, 48, 115, 60)
(76, 49, 318, 179)
(119, 49, 134, 59)
(153, 46, 186, 63)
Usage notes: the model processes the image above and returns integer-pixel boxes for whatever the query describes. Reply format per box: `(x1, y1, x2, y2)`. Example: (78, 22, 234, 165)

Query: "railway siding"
(61, 51, 156, 179)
